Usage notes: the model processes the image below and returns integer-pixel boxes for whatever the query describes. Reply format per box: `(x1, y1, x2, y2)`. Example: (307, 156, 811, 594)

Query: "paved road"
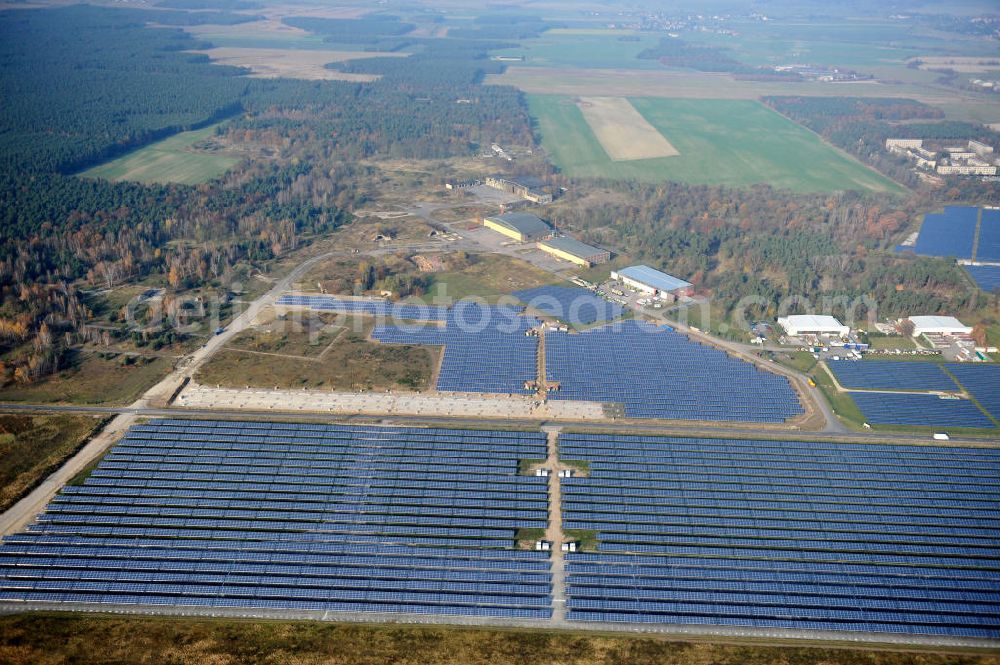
(0, 401, 994, 449)
(0, 413, 137, 535)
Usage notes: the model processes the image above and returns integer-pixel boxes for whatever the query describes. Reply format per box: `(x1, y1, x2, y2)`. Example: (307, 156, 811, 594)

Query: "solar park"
(559, 433, 1000, 638)
(0, 420, 552, 618)
(2, 418, 1000, 642)
(825, 360, 999, 430)
(513, 286, 623, 326)
(906, 206, 1000, 263)
(850, 393, 995, 429)
(372, 303, 540, 395)
(827, 360, 958, 392)
(947, 363, 1000, 424)
(966, 265, 1000, 293)
(545, 320, 803, 422)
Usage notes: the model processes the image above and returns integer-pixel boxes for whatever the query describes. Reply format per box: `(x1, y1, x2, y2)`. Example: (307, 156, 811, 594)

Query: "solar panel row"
(513, 286, 623, 325)
(966, 265, 1000, 293)
(946, 363, 1000, 423)
(558, 433, 1000, 638)
(826, 360, 957, 391)
(373, 304, 539, 394)
(0, 420, 553, 618)
(977, 208, 1000, 263)
(911, 206, 979, 260)
(545, 320, 802, 422)
(849, 393, 995, 429)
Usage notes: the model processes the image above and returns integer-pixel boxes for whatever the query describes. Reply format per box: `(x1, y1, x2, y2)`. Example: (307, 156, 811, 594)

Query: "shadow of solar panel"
(0, 420, 552, 618)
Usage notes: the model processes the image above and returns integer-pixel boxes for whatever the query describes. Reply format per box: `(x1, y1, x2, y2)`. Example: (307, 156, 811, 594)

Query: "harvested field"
(577, 96, 678, 161)
(191, 48, 408, 81)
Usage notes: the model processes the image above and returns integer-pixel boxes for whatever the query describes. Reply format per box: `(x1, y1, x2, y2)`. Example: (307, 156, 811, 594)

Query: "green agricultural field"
(80, 123, 240, 186)
(528, 95, 906, 193)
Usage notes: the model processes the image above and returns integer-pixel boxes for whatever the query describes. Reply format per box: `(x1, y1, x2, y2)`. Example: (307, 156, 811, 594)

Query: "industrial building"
(777, 314, 850, 338)
(885, 139, 924, 150)
(536, 236, 610, 267)
(484, 175, 553, 204)
(907, 315, 973, 337)
(610, 265, 692, 296)
(483, 212, 552, 242)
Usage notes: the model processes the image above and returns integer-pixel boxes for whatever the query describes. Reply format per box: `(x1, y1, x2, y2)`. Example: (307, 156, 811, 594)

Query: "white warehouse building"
(777, 314, 850, 337)
(907, 316, 973, 337)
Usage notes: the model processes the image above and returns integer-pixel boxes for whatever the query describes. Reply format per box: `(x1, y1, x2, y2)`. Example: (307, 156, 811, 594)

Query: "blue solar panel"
(946, 363, 1000, 423)
(558, 433, 1000, 639)
(0, 420, 552, 617)
(826, 360, 957, 391)
(977, 208, 1000, 263)
(373, 303, 539, 394)
(966, 265, 1000, 293)
(545, 320, 802, 422)
(849, 392, 995, 428)
(911, 206, 978, 260)
(512, 286, 622, 325)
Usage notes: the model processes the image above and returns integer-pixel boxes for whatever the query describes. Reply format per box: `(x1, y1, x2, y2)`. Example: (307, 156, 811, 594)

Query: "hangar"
(483, 213, 552, 242)
(610, 265, 692, 296)
(908, 315, 973, 337)
(777, 314, 850, 337)
(537, 236, 610, 267)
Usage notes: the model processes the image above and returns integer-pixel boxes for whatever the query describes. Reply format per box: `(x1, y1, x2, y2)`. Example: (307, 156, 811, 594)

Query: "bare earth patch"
(577, 96, 679, 161)
(191, 48, 408, 81)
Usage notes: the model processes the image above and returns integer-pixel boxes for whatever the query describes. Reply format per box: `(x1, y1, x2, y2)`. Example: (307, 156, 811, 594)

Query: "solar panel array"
(911, 206, 978, 260)
(0, 420, 553, 618)
(558, 432, 1000, 638)
(947, 363, 1000, 423)
(978, 208, 1000, 263)
(966, 265, 1000, 293)
(277, 295, 447, 322)
(373, 303, 539, 395)
(827, 360, 958, 391)
(850, 392, 995, 429)
(513, 286, 623, 326)
(545, 320, 803, 422)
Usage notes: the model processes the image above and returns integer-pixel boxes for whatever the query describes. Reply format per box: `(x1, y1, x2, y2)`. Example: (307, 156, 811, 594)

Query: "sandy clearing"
(577, 96, 679, 161)
(191, 47, 408, 81)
